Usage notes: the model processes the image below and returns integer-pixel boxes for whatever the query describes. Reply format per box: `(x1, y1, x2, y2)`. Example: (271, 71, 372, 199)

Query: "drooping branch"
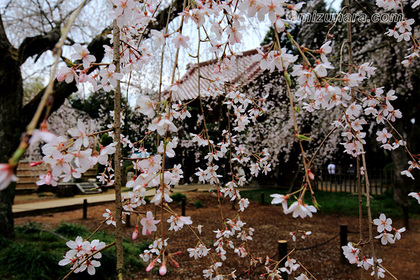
(17, 25, 61, 65)
(144, 0, 185, 38)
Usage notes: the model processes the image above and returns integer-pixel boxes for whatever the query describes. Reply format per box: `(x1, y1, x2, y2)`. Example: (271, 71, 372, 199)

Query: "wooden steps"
(15, 160, 99, 193)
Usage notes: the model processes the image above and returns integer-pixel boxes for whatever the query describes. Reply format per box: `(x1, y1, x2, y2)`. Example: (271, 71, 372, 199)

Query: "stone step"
(16, 182, 38, 190)
(17, 177, 40, 183)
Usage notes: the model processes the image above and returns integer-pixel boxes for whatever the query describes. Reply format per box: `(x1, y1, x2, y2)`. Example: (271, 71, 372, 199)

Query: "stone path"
(13, 184, 258, 217)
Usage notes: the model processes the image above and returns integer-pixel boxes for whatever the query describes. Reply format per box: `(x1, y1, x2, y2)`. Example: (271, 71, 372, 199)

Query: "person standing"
(328, 163, 336, 184)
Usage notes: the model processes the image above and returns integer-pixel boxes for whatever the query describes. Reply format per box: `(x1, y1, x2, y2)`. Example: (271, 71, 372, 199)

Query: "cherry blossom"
(136, 95, 156, 118)
(7, 0, 420, 278)
(357, 257, 374, 270)
(409, 192, 420, 203)
(57, 66, 77, 83)
(375, 231, 395, 245)
(394, 227, 406, 241)
(280, 257, 300, 274)
(284, 199, 317, 219)
(68, 119, 90, 149)
(99, 64, 123, 92)
(376, 128, 392, 144)
(342, 242, 360, 264)
(0, 164, 17, 191)
(79, 259, 101, 275)
(270, 194, 288, 211)
(172, 34, 190, 49)
(36, 170, 58, 187)
(371, 265, 386, 278)
(103, 209, 116, 226)
(296, 274, 310, 280)
(401, 169, 415, 179)
(373, 213, 392, 232)
(167, 215, 192, 231)
(140, 211, 160, 235)
(71, 43, 96, 69)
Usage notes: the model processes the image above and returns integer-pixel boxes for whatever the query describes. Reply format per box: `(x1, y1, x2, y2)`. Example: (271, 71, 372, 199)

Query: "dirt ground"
(14, 192, 420, 280)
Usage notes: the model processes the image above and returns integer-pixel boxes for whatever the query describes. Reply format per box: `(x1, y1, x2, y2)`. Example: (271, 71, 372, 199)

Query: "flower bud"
(307, 169, 315, 180)
(30, 161, 43, 167)
(159, 262, 167, 276)
(132, 225, 139, 240)
(146, 260, 155, 272)
(45, 170, 52, 185)
(171, 259, 179, 268)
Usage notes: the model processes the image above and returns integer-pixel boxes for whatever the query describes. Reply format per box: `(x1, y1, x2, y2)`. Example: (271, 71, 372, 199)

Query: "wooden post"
(126, 214, 131, 228)
(182, 197, 186, 216)
(278, 240, 288, 280)
(260, 192, 264, 205)
(83, 199, 87, 219)
(340, 224, 348, 264)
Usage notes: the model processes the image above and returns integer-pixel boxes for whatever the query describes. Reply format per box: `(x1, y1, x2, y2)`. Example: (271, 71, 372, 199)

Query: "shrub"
(193, 200, 204, 208)
(55, 222, 89, 238)
(0, 242, 67, 280)
(170, 192, 187, 202)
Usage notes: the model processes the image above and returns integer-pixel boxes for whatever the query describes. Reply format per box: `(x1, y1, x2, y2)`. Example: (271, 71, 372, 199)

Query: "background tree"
(0, 0, 186, 238)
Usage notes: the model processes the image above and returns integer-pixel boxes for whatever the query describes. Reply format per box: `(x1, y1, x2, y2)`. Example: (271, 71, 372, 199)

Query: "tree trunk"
(0, 14, 23, 238)
(390, 121, 413, 229)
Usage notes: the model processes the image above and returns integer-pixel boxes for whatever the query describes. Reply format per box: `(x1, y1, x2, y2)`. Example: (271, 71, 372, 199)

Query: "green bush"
(193, 200, 204, 208)
(170, 192, 187, 202)
(0, 223, 149, 280)
(0, 242, 67, 280)
(55, 223, 89, 238)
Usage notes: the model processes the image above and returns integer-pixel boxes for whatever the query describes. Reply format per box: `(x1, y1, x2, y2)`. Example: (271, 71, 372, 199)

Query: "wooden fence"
(315, 168, 394, 195)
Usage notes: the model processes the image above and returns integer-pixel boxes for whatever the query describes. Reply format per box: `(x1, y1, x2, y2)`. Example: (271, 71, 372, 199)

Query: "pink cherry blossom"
(284, 199, 317, 219)
(342, 242, 360, 264)
(0, 164, 17, 191)
(140, 211, 160, 235)
(71, 43, 96, 69)
(172, 34, 190, 49)
(57, 66, 77, 83)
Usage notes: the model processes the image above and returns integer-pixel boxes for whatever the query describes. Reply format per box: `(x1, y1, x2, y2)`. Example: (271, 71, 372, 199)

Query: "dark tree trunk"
(0, 14, 23, 238)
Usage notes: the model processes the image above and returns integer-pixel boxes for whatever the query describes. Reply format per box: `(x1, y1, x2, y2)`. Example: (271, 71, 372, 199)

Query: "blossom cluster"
(29, 120, 117, 187)
(270, 194, 317, 219)
(376, 0, 420, 67)
(58, 236, 106, 275)
(342, 214, 405, 278)
(373, 213, 406, 245)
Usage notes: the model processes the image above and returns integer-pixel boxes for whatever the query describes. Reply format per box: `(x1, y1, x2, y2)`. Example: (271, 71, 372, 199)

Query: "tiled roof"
(169, 46, 268, 101)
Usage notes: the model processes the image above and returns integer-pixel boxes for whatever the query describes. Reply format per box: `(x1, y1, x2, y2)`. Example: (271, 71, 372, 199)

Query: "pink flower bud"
(146, 260, 155, 272)
(132, 225, 139, 240)
(214, 64, 220, 74)
(307, 169, 315, 180)
(171, 259, 179, 268)
(30, 161, 43, 167)
(159, 262, 167, 276)
(45, 170, 52, 185)
(147, 3, 155, 13)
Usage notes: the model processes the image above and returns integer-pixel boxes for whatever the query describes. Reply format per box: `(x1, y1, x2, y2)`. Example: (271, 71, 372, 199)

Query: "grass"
(0, 222, 150, 280)
(241, 188, 420, 219)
